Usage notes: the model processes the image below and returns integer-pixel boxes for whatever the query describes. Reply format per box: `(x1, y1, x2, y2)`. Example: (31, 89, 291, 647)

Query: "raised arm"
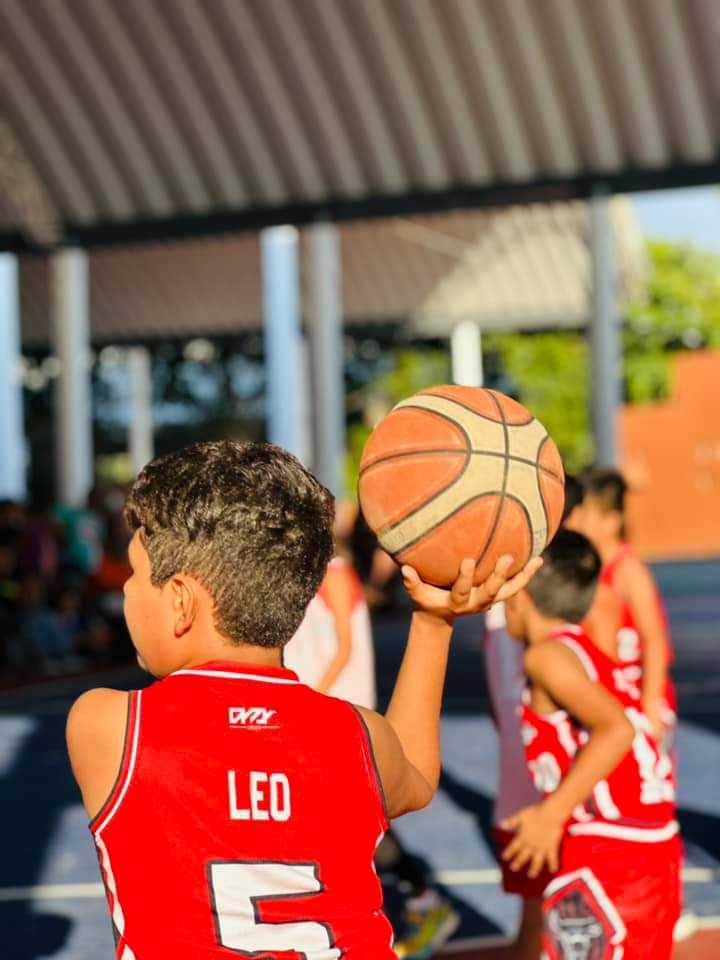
(361, 555, 542, 819)
(617, 557, 669, 736)
(314, 566, 353, 695)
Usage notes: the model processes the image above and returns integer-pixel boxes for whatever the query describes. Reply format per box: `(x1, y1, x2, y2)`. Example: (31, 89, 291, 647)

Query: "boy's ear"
(170, 575, 197, 636)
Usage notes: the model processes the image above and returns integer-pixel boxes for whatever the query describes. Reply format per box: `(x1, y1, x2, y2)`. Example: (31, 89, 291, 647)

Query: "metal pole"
(308, 222, 345, 495)
(589, 189, 620, 467)
(451, 320, 484, 387)
(128, 347, 154, 475)
(261, 226, 304, 458)
(0, 254, 26, 500)
(51, 248, 94, 506)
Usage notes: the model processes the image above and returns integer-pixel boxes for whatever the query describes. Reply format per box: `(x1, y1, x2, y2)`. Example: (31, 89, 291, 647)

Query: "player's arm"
(583, 584, 620, 660)
(362, 555, 542, 818)
(617, 557, 669, 736)
(501, 643, 634, 877)
(315, 566, 353, 695)
(66, 688, 130, 821)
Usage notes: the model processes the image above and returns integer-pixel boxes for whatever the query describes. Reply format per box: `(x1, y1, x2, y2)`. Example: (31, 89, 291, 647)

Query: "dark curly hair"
(580, 468, 628, 515)
(125, 441, 335, 648)
(527, 530, 601, 624)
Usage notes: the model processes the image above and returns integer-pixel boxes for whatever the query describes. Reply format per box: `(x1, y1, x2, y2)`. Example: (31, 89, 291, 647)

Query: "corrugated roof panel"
(0, 0, 718, 248)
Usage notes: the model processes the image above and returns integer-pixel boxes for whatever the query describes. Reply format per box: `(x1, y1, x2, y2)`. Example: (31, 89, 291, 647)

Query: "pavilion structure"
(0, 0, 718, 502)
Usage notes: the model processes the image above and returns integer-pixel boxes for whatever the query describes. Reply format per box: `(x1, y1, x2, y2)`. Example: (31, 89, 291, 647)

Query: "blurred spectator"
(350, 508, 403, 611)
(0, 491, 137, 685)
(18, 498, 61, 583)
(90, 508, 132, 661)
(10, 575, 75, 675)
(54, 487, 105, 577)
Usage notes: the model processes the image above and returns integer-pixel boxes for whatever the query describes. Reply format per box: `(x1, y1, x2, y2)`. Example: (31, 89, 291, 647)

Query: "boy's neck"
(592, 534, 621, 565)
(525, 609, 568, 647)
(183, 642, 284, 670)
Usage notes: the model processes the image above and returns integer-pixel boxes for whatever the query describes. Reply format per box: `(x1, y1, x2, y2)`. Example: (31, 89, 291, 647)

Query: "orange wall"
(621, 350, 720, 560)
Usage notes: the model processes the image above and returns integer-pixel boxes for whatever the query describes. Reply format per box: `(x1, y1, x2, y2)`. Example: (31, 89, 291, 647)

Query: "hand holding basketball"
(401, 553, 543, 624)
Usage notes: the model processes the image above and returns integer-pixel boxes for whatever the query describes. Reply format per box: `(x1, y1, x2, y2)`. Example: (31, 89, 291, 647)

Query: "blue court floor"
(1, 560, 718, 958)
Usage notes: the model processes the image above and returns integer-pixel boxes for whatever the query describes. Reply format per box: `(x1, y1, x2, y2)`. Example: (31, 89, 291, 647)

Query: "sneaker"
(393, 889, 461, 959)
(673, 912, 699, 942)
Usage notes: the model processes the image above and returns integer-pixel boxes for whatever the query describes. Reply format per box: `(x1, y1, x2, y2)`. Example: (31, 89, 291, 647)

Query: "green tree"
(624, 240, 720, 402)
(483, 330, 592, 472)
(485, 239, 720, 472)
(345, 347, 450, 494)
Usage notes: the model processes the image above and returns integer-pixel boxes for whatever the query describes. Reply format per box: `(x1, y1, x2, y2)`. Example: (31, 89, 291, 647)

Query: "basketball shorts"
(493, 827, 553, 898)
(541, 833, 682, 960)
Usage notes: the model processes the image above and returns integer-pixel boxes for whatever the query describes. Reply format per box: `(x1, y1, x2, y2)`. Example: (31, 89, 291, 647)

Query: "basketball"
(358, 386, 565, 586)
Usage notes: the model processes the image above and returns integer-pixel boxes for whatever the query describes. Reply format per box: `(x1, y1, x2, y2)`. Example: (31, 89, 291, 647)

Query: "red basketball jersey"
(90, 661, 394, 959)
(601, 543, 677, 715)
(522, 626, 677, 843)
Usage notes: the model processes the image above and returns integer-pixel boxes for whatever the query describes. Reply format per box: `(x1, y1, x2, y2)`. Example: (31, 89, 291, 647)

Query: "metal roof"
(2, 0, 719, 250)
(413, 197, 646, 333)
(19, 203, 645, 346)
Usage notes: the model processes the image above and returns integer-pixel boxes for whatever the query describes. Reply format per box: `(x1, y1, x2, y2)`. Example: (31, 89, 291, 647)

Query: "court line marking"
(439, 918, 720, 955)
(434, 866, 718, 885)
(0, 870, 716, 903)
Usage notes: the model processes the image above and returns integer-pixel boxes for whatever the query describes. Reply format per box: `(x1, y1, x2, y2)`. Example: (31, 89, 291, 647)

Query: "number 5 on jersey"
(209, 861, 341, 958)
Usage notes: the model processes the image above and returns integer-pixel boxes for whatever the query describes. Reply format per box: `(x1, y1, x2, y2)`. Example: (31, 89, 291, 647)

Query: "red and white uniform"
(522, 626, 681, 960)
(90, 661, 393, 959)
(484, 603, 546, 896)
(285, 558, 376, 709)
(600, 543, 677, 725)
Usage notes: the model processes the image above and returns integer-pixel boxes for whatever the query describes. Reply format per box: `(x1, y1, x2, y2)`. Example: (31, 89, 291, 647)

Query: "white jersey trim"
(568, 819, 679, 843)
(557, 637, 599, 682)
(94, 690, 143, 837)
(172, 669, 299, 684)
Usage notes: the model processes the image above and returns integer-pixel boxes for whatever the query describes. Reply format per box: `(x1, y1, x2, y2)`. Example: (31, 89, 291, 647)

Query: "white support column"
(589, 189, 620, 467)
(308, 222, 345, 495)
(451, 320, 484, 387)
(51, 249, 94, 506)
(261, 226, 305, 459)
(0, 255, 26, 500)
(128, 347, 154, 475)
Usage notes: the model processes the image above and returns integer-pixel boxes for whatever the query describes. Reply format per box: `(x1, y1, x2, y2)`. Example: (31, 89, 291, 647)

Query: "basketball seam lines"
(360, 448, 563, 482)
(535, 434, 551, 556)
(416, 390, 535, 427)
(474, 391, 510, 568)
(371, 404, 474, 536)
(388, 490, 534, 558)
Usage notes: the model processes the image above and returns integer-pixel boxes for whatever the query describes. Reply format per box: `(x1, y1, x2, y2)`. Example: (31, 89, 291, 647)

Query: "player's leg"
(512, 897, 543, 960)
(541, 836, 681, 960)
(376, 830, 460, 960)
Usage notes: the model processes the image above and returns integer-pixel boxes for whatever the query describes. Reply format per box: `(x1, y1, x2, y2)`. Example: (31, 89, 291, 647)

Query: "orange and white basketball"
(358, 386, 565, 586)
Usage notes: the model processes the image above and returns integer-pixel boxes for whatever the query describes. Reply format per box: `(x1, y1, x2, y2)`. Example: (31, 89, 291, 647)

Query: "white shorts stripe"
(568, 819, 679, 843)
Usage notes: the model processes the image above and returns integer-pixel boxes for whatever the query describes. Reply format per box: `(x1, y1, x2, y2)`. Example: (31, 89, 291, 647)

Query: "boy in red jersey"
(65, 441, 540, 960)
(570, 469, 676, 741)
(501, 531, 680, 960)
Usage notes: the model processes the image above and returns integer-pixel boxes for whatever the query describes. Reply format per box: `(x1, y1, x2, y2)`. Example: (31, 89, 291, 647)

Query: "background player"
(571, 469, 676, 739)
(66, 440, 541, 959)
(501, 531, 680, 960)
(476, 476, 585, 960)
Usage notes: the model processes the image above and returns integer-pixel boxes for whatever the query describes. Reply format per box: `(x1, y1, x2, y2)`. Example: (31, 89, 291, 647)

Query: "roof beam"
(5, 157, 720, 254)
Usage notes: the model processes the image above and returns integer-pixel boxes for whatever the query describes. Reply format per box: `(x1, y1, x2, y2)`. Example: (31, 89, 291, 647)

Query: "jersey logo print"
(544, 868, 626, 960)
(229, 707, 278, 728)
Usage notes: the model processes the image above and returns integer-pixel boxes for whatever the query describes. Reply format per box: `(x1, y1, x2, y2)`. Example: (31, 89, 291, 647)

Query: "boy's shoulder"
(67, 688, 130, 753)
(523, 628, 594, 681)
